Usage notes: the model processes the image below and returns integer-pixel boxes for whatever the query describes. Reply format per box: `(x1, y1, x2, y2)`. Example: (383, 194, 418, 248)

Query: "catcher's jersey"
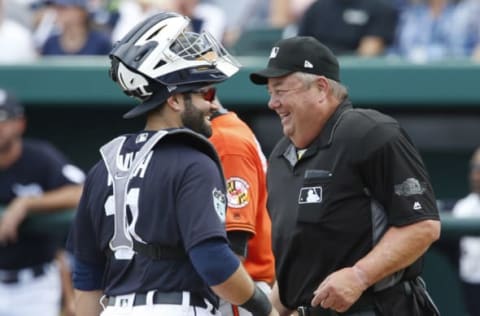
(68, 129, 228, 304)
(210, 111, 275, 284)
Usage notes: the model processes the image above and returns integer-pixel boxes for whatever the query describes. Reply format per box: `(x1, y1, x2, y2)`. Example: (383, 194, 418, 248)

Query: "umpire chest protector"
(100, 128, 224, 260)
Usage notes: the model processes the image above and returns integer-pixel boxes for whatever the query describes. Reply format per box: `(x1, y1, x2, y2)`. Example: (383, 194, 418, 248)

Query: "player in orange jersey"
(208, 90, 276, 316)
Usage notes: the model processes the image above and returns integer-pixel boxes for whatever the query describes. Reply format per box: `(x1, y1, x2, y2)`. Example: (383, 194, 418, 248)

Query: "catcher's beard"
(181, 93, 212, 138)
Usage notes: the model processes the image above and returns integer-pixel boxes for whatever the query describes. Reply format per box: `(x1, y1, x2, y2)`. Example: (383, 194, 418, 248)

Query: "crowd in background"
(1, 1, 480, 316)
(1, 0, 480, 63)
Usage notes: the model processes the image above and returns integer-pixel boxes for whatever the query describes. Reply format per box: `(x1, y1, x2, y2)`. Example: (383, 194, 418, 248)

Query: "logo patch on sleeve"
(227, 177, 250, 208)
(394, 178, 426, 196)
(212, 188, 226, 222)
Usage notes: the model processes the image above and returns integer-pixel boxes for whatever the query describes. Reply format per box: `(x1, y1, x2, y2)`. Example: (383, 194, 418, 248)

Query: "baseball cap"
(0, 90, 24, 122)
(250, 36, 340, 85)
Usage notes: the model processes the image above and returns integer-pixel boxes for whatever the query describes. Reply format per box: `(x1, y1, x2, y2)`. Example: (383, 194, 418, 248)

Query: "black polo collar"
(276, 99, 353, 160)
(310, 99, 353, 149)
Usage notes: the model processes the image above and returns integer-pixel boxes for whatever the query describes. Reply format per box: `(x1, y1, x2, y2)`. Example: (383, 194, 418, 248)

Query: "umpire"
(249, 36, 441, 316)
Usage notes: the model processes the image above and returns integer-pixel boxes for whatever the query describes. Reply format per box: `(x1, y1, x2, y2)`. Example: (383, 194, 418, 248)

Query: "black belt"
(108, 292, 207, 309)
(0, 264, 48, 284)
(297, 291, 375, 316)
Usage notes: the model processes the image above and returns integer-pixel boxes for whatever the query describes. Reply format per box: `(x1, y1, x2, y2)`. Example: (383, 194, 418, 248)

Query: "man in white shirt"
(0, 0, 37, 63)
(452, 147, 480, 316)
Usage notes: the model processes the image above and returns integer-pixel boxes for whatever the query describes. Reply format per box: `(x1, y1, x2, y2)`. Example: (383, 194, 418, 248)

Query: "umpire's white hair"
(293, 72, 348, 100)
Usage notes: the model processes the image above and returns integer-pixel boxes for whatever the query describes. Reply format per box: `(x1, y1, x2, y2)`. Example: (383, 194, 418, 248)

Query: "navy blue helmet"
(109, 12, 240, 118)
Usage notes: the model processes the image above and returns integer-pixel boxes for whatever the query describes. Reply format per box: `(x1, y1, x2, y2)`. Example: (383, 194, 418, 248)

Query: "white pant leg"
(219, 281, 272, 316)
(0, 263, 61, 316)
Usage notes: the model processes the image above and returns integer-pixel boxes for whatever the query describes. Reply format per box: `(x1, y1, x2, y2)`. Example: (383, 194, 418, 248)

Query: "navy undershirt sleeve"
(227, 230, 251, 258)
(189, 237, 240, 286)
(72, 257, 104, 291)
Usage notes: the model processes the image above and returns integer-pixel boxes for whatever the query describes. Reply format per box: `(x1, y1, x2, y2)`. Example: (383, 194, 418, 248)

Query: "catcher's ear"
(166, 95, 181, 111)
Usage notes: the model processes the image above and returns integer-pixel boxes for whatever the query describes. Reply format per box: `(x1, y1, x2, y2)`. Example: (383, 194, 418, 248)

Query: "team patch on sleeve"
(212, 188, 226, 222)
(394, 178, 426, 196)
(226, 177, 250, 208)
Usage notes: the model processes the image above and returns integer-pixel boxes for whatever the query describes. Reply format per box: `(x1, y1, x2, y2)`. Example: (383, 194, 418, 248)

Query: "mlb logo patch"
(298, 186, 322, 204)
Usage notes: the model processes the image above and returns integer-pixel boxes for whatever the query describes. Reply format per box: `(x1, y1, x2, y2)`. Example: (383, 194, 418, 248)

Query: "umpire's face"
(180, 87, 219, 137)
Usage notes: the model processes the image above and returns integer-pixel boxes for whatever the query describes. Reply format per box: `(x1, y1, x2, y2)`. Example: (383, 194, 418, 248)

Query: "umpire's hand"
(310, 266, 368, 313)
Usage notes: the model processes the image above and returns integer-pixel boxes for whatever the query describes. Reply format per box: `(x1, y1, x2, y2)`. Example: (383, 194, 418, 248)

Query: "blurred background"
(1, 0, 480, 315)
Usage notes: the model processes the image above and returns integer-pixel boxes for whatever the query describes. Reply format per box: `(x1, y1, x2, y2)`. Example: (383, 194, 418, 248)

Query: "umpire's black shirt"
(267, 100, 440, 309)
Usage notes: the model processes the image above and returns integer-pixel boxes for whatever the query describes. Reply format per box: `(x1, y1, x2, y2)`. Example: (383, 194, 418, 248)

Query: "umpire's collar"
(277, 99, 353, 160)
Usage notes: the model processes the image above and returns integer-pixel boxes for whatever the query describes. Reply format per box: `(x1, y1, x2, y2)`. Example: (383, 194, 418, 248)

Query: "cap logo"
(269, 47, 279, 58)
(304, 60, 314, 69)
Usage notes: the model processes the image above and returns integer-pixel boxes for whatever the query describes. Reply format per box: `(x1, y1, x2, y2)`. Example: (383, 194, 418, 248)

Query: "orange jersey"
(210, 111, 275, 284)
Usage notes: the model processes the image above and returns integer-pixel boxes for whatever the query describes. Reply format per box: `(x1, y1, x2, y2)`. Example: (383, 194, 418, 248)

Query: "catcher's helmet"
(109, 12, 240, 119)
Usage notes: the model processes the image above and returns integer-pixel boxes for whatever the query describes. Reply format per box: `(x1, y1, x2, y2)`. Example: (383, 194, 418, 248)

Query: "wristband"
(240, 285, 272, 316)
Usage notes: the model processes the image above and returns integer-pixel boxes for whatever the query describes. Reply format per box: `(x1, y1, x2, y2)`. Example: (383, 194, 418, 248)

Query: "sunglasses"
(190, 87, 216, 102)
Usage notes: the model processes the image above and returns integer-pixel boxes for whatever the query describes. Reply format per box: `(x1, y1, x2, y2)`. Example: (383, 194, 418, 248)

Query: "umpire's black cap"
(250, 36, 340, 85)
(0, 89, 24, 122)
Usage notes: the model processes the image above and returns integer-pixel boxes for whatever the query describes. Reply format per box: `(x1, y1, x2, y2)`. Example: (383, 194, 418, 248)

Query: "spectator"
(297, 0, 398, 57)
(110, 0, 173, 43)
(2, 0, 34, 28)
(112, 0, 226, 44)
(269, 0, 315, 27)
(0, 88, 85, 316)
(452, 147, 480, 316)
(40, 0, 112, 56)
(172, 0, 226, 43)
(390, 0, 458, 63)
(269, 0, 315, 38)
(0, 0, 37, 63)
(203, 0, 270, 47)
(451, 0, 480, 61)
(209, 97, 276, 316)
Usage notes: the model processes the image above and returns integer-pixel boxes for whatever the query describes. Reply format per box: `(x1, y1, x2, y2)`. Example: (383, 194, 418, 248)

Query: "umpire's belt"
(297, 291, 374, 316)
(108, 291, 207, 308)
(0, 263, 49, 284)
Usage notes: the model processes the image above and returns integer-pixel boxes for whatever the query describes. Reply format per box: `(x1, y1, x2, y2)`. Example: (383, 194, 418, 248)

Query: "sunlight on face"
(267, 74, 319, 144)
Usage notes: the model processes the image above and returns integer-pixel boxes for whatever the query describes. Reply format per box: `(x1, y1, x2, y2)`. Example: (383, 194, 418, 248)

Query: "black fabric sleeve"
(227, 230, 251, 258)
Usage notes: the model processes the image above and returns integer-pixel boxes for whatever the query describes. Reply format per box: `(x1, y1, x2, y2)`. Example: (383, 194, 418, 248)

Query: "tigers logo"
(227, 177, 250, 208)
